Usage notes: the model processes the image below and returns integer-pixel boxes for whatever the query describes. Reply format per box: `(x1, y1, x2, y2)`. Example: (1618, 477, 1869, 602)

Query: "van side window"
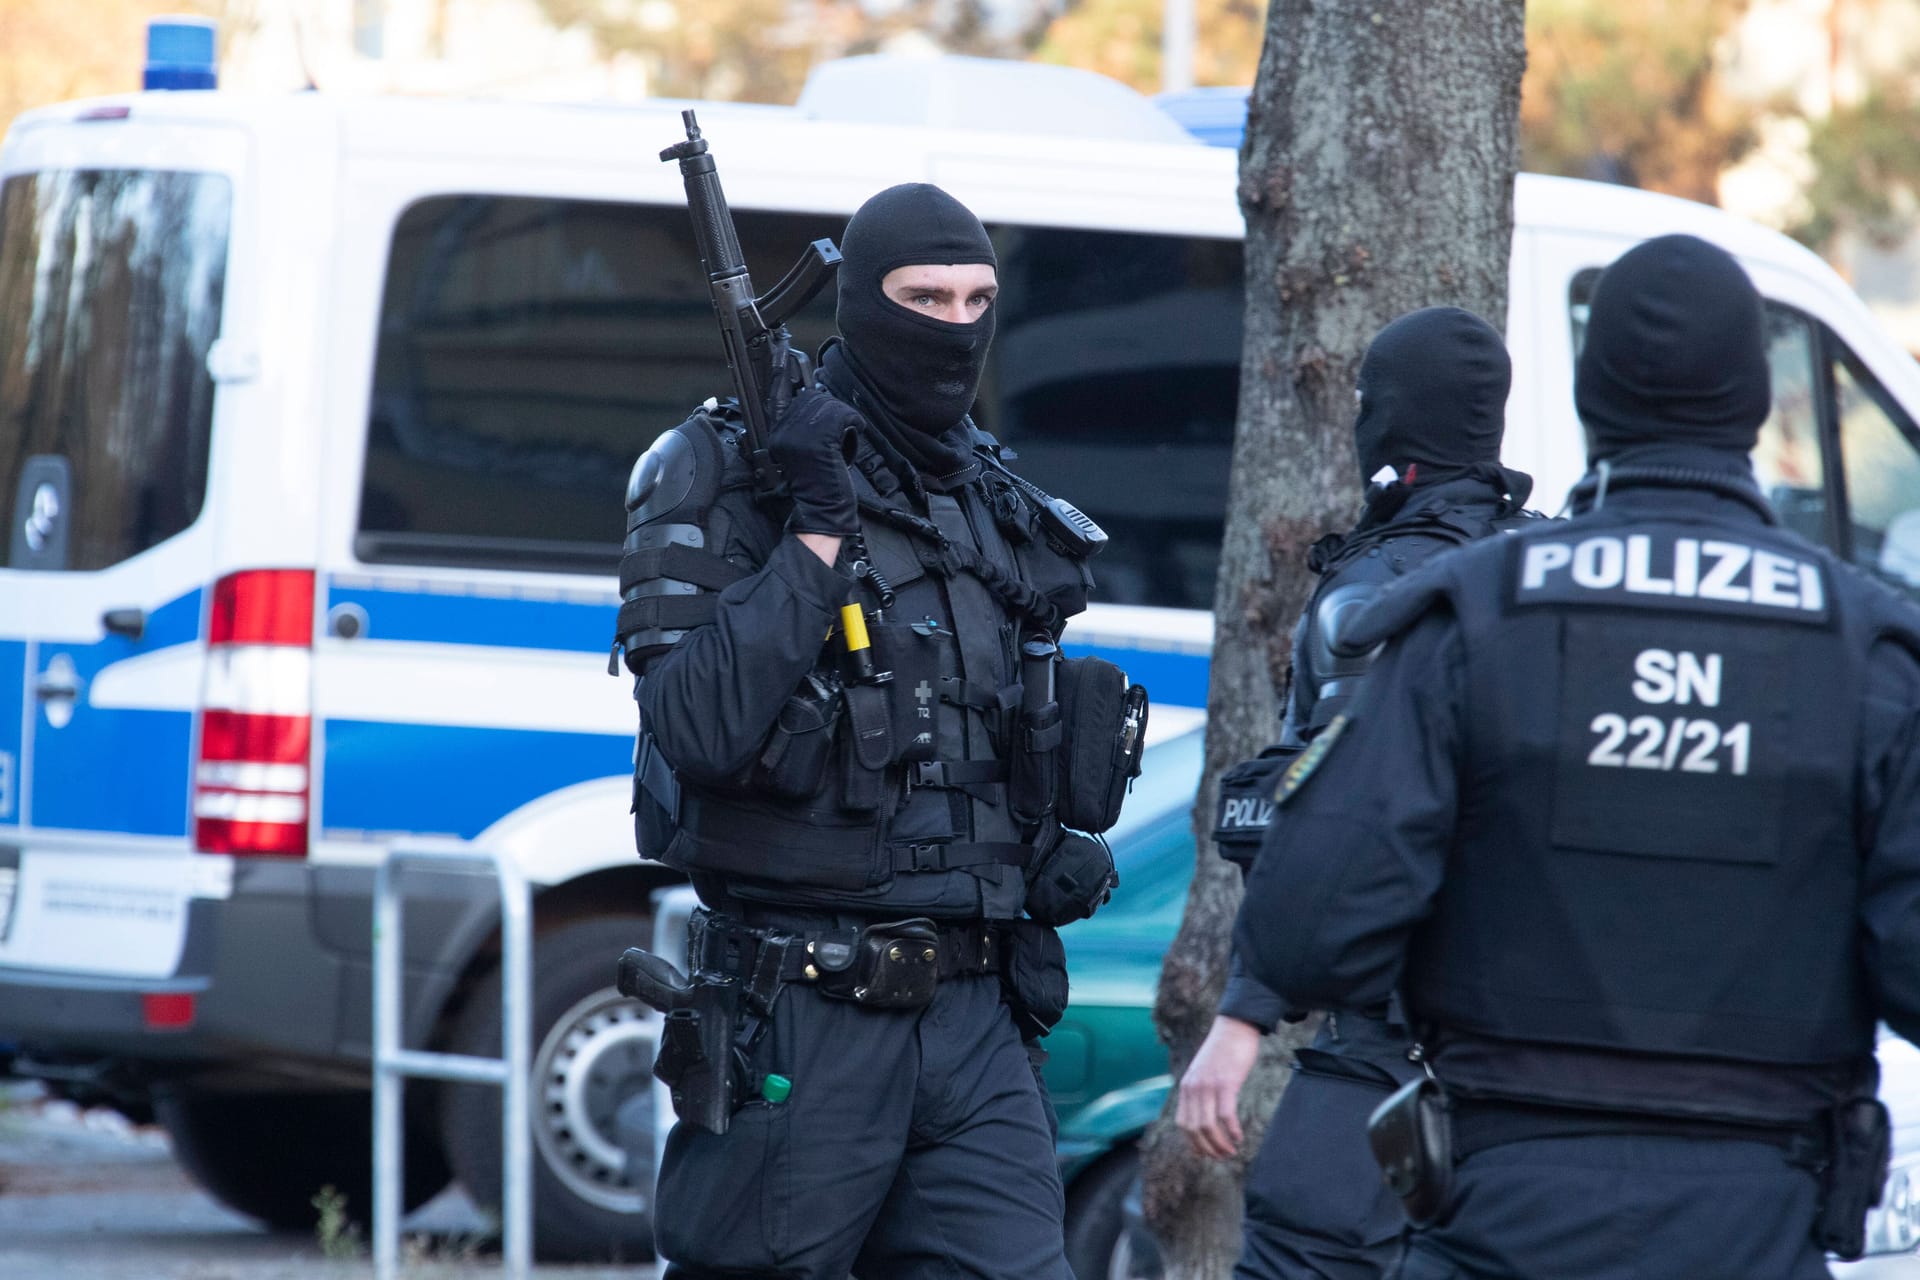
(359, 197, 1241, 610)
(1567, 270, 1828, 547)
(1830, 338, 1920, 589)
(0, 170, 231, 571)
(357, 196, 839, 574)
(987, 227, 1241, 611)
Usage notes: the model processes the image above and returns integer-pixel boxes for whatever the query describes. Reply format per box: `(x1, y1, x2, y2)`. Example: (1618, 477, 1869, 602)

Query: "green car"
(1051, 725, 1202, 1279)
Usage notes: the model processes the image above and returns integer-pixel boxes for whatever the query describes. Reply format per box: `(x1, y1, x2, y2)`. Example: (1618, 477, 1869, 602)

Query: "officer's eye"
(912, 293, 940, 308)
(968, 292, 995, 309)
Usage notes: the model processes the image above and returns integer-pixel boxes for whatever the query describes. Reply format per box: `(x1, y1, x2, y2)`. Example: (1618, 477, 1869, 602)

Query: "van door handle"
(34, 668, 79, 702)
(102, 607, 146, 640)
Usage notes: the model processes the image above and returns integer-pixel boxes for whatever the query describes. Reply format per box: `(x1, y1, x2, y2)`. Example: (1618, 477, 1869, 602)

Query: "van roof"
(3, 83, 1841, 282)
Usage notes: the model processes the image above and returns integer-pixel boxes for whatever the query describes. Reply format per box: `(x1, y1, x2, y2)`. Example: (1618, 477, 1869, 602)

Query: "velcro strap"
(616, 593, 719, 638)
(619, 544, 750, 593)
(1025, 721, 1063, 753)
(942, 677, 1021, 714)
(910, 760, 1009, 788)
(891, 840, 1033, 873)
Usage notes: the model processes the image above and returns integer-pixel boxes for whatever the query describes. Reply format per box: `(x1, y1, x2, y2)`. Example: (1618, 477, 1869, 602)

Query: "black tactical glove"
(770, 388, 863, 537)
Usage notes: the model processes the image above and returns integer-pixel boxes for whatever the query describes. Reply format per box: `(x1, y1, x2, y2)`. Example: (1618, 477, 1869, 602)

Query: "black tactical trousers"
(1394, 1133, 1830, 1280)
(1237, 1011, 1422, 1280)
(654, 970, 1071, 1280)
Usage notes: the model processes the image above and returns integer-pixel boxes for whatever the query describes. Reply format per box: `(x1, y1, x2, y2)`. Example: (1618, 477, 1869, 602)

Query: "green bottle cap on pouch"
(762, 1073, 792, 1103)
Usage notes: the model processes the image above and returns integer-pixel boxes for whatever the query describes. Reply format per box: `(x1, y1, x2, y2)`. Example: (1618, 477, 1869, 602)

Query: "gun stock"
(661, 111, 841, 499)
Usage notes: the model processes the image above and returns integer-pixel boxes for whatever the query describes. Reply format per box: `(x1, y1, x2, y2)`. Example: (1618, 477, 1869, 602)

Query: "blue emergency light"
(144, 17, 218, 91)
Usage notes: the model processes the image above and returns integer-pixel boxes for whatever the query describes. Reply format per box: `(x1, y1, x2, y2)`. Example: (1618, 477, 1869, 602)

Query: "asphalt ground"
(0, 1082, 660, 1280)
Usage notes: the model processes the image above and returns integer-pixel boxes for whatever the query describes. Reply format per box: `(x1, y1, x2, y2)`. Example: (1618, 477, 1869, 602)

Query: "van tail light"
(195, 570, 315, 857)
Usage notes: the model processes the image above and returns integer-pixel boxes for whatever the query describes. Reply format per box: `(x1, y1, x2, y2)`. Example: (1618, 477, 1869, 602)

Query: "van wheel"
(1065, 1145, 1144, 1280)
(157, 1089, 450, 1231)
(440, 915, 660, 1262)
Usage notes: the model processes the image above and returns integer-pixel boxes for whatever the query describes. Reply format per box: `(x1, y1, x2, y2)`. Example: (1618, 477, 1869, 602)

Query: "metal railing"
(372, 840, 533, 1280)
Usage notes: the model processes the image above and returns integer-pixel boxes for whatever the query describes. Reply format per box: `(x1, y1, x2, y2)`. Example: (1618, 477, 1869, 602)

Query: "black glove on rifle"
(771, 388, 863, 537)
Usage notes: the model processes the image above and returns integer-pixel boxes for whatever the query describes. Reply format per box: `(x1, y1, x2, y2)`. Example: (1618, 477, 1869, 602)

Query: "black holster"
(1817, 1096, 1891, 1261)
(616, 946, 744, 1135)
(1367, 1075, 1454, 1227)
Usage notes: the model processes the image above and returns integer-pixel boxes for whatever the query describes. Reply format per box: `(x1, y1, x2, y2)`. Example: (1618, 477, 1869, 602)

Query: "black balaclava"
(1352, 306, 1511, 488)
(1576, 234, 1770, 462)
(833, 183, 997, 439)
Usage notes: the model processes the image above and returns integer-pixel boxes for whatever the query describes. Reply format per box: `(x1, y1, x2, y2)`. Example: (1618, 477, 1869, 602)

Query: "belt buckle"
(911, 761, 944, 788)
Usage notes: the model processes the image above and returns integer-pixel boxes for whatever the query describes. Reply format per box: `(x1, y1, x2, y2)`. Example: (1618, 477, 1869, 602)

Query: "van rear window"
(0, 169, 230, 571)
(359, 195, 1241, 609)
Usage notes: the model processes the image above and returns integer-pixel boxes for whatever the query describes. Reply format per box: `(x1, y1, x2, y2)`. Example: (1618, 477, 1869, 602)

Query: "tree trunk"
(1142, 4, 1527, 1276)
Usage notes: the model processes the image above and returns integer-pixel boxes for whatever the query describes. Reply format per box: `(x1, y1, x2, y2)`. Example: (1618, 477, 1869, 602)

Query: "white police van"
(4, 23, 1920, 1261)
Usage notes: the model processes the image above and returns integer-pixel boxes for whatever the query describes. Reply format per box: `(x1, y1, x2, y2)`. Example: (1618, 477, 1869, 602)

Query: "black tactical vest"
(1286, 481, 1536, 741)
(1350, 493, 1920, 1076)
(624, 404, 1093, 919)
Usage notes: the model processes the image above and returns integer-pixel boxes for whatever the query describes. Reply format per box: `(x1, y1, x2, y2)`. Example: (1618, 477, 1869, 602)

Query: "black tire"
(1065, 1145, 1142, 1280)
(440, 914, 660, 1262)
(156, 1089, 450, 1232)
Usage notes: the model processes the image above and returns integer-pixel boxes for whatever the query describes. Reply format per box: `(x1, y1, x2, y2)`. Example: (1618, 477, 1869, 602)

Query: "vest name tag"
(1515, 533, 1829, 622)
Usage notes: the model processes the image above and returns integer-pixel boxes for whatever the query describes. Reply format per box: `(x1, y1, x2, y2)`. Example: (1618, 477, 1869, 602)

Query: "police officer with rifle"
(613, 115, 1146, 1278)
(1180, 306, 1538, 1279)
(1237, 234, 1920, 1279)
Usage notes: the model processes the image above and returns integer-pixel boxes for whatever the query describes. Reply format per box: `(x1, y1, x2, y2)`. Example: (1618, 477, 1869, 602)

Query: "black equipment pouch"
(814, 918, 940, 1010)
(839, 683, 894, 812)
(616, 947, 742, 1135)
(1212, 747, 1295, 874)
(1024, 828, 1117, 926)
(756, 676, 841, 801)
(1002, 918, 1070, 1038)
(1055, 656, 1149, 834)
(1367, 1075, 1455, 1228)
(870, 619, 944, 764)
(1010, 638, 1062, 825)
(632, 724, 681, 862)
(1817, 1096, 1891, 1260)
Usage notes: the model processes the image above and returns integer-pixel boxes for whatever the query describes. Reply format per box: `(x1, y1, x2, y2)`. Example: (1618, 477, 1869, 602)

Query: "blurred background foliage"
(0, 0, 1916, 269)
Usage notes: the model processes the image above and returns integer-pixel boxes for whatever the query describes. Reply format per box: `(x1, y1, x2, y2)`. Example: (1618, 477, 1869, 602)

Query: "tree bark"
(1143, 4, 1526, 1276)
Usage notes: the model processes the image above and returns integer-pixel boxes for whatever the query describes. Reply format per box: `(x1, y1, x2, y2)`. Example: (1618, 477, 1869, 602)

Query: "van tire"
(1065, 1145, 1141, 1280)
(440, 914, 660, 1262)
(156, 1089, 450, 1232)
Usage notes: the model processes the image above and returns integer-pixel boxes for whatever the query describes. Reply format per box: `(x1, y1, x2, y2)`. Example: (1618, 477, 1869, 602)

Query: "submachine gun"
(659, 109, 842, 498)
(618, 118, 842, 1136)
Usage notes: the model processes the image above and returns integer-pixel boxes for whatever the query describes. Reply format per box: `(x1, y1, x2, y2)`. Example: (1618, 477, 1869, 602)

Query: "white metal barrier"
(372, 840, 533, 1280)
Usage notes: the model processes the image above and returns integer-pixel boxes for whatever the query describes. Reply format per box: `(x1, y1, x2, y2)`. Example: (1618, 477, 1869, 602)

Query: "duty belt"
(1450, 1097, 1827, 1166)
(689, 908, 1003, 1014)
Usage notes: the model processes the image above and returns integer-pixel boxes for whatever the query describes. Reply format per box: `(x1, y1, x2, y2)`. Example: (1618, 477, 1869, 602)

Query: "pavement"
(0, 1082, 660, 1280)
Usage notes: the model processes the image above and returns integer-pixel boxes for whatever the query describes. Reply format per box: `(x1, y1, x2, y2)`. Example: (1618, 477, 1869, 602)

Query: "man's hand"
(1176, 1015, 1261, 1160)
(771, 389, 863, 543)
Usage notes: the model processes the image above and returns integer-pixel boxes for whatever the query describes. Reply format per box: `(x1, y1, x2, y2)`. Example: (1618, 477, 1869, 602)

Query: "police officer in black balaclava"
(621, 183, 1118, 1279)
(1177, 306, 1538, 1280)
(1236, 234, 1920, 1279)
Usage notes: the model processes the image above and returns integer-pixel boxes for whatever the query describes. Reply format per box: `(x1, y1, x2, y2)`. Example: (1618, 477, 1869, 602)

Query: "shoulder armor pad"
(614, 408, 749, 673)
(1335, 558, 1458, 656)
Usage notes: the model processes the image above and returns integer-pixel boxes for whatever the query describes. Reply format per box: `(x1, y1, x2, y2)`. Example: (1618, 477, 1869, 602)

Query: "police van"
(4, 28, 1920, 1263)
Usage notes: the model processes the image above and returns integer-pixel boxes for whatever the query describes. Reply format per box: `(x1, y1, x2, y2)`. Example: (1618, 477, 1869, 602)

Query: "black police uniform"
(1215, 309, 1537, 1280)
(1236, 237, 1920, 1280)
(618, 185, 1127, 1280)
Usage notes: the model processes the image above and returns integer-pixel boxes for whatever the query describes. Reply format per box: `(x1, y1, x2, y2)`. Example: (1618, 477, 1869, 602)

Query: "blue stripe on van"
(34, 709, 193, 835)
(0, 639, 24, 826)
(327, 579, 1213, 706)
(321, 721, 630, 839)
(29, 588, 203, 838)
(1060, 641, 1209, 710)
(327, 584, 617, 655)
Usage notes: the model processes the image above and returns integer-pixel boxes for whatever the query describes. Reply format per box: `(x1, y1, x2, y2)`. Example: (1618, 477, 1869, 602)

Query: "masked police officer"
(1236, 234, 1920, 1279)
(616, 184, 1139, 1278)
(1179, 307, 1536, 1279)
